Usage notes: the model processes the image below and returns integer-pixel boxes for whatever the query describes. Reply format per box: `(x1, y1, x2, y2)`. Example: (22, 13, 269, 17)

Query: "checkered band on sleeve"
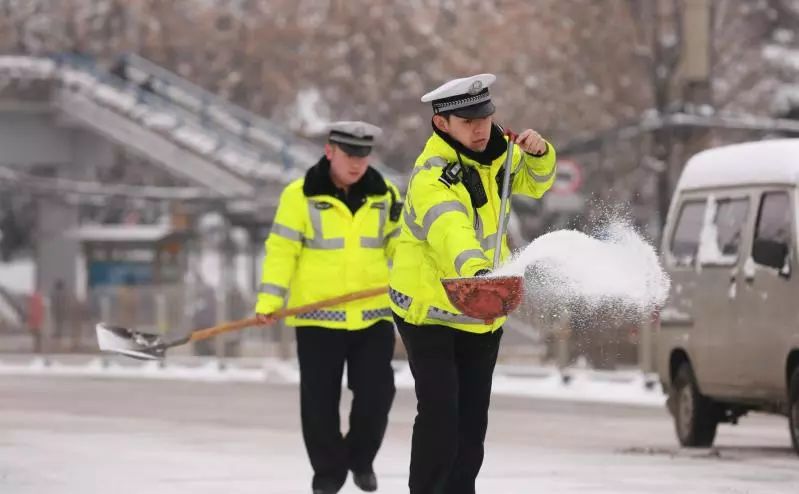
(295, 310, 347, 322)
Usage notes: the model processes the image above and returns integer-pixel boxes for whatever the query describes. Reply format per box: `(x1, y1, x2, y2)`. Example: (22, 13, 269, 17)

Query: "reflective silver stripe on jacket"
(271, 223, 303, 242)
(362, 308, 392, 320)
(259, 283, 287, 297)
(480, 215, 509, 251)
(525, 159, 556, 183)
(426, 305, 487, 324)
(405, 201, 469, 241)
(422, 201, 469, 236)
(403, 205, 425, 240)
(475, 215, 494, 251)
(476, 214, 494, 251)
(480, 234, 496, 251)
(360, 202, 388, 248)
(408, 156, 448, 189)
(454, 249, 489, 276)
(389, 288, 487, 325)
(512, 154, 524, 175)
(403, 157, 461, 241)
(306, 201, 345, 249)
(295, 309, 347, 322)
(384, 228, 401, 243)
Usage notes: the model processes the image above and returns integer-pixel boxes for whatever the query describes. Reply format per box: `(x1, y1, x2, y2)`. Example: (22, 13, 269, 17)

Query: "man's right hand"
(256, 313, 278, 326)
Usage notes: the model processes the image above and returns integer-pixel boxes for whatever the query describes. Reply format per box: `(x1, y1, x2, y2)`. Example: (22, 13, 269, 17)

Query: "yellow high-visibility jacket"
(389, 126, 557, 333)
(255, 158, 401, 329)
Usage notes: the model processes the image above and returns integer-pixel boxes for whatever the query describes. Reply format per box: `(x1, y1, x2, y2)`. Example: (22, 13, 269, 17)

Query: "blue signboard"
(88, 261, 153, 287)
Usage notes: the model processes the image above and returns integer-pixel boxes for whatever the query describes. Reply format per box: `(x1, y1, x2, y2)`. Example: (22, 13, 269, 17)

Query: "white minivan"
(656, 139, 799, 454)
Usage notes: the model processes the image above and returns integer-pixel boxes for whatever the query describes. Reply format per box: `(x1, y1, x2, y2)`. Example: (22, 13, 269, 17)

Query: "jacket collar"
(419, 128, 509, 171)
(302, 156, 388, 198)
(431, 121, 507, 166)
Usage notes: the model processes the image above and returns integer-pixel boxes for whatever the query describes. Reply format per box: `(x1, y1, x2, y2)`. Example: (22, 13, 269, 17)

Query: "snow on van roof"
(677, 138, 799, 190)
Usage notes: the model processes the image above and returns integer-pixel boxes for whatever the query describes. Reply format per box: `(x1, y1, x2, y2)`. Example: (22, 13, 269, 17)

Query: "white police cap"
(421, 74, 496, 118)
(326, 121, 382, 157)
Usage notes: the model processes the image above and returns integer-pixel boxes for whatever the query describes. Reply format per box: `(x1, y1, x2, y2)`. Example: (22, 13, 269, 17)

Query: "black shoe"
(352, 471, 377, 492)
(312, 477, 345, 494)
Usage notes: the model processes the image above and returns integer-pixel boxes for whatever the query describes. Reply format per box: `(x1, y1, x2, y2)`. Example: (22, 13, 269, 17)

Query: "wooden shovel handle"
(188, 286, 388, 343)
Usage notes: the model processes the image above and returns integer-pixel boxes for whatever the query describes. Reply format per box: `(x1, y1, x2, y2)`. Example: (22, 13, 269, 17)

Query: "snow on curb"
(0, 356, 665, 408)
(490, 370, 665, 407)
(0, 356, 285, 383)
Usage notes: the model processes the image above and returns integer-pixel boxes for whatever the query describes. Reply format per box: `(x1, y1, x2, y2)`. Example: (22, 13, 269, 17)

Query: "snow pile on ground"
(0, 258, 35, 294)
(0, 355, 665, 407)
(495, 220, 670, 319)
(0, 356, 283, 383)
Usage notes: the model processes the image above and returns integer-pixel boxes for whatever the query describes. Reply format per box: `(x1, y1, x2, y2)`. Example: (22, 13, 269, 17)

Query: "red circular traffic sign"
(551, 159, 583, 195)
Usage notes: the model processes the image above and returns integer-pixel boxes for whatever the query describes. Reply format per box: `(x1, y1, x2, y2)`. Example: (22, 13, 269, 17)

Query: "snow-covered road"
(1, 375, 796, 493)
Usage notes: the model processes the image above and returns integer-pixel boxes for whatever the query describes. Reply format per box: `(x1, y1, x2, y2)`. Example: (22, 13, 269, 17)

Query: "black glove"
(474, 269, 492, 277)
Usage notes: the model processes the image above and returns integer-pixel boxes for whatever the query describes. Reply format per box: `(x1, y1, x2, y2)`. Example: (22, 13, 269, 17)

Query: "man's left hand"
(515, 129, 548, 156)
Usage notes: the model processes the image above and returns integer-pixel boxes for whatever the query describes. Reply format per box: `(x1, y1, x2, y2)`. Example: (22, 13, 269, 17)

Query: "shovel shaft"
(187, 286, 388, 343)
(493, 132, 515, 269)
(187, 317, 260, 343)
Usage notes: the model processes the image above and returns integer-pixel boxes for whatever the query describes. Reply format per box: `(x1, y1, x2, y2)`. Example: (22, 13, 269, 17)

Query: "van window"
(716, 198, 749, 256)
(754, 192, 792, 251)
(697, 197, 749, 265)
(670, 200, 706, 266)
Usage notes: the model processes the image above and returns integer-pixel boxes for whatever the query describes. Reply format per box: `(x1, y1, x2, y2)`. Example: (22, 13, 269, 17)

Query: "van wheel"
(789, 367, 799, 455)
(672, 362, 718, 447)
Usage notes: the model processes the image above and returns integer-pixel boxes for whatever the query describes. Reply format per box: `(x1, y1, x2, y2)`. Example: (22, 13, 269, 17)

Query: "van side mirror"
(752, 238, 790, 273)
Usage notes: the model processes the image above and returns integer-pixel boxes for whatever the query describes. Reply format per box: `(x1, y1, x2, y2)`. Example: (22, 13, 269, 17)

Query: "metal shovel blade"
(441, 275, 524, 321)
(95, 323, 166, 361)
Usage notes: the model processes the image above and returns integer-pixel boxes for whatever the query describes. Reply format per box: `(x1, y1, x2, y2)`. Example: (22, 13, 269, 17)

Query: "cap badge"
(468, 80, 483, 95)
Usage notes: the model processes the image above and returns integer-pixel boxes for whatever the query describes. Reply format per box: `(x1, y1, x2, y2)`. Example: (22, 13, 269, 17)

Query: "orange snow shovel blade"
(441, 276, 524, 322)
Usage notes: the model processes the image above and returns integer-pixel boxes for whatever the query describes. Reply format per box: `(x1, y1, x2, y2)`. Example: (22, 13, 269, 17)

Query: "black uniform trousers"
(295, 320, 396, 491)
(394, 314, 502, 494)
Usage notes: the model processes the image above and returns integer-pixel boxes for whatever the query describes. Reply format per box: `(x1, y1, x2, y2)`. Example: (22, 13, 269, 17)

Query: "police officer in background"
(255, 122, 401, 494)
(389, 74, 557, 494)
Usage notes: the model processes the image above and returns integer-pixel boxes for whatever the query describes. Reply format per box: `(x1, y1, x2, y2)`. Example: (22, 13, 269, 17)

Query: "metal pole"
(493, 136, 515, 269)
(556, 310, 571, 372)
(215, 211, 229, 370)
(638, 314, 655, 374)
(99, 292, 112, 367)
(156, 290, 168, 334)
